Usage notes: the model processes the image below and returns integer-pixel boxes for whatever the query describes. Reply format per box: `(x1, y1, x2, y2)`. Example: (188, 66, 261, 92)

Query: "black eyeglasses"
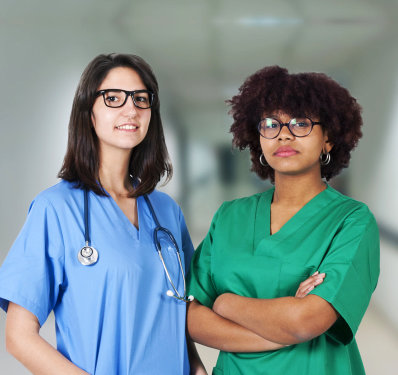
(257, 117, 321, 139)
(95, 89, 155, 109)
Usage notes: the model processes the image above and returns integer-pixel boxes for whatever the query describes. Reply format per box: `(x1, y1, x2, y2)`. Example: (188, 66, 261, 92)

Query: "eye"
(104, 91, 123, 104)
(291, 118, 310, 128)
(133, 91, 150, 103)
(263, 118, 279, 128)
(135, 96, 149, 103)
(106, 96, 118, 102)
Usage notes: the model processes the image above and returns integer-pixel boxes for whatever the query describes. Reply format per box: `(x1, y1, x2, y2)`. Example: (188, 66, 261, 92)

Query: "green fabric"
(187, 186, 380, 375)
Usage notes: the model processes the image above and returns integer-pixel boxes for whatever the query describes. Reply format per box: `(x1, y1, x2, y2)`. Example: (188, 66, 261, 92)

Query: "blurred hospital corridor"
(1, 0, 398, 373)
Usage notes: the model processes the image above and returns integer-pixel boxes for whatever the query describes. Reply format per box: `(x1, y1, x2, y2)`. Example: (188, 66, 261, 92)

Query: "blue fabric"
(0, 180, 194, 375)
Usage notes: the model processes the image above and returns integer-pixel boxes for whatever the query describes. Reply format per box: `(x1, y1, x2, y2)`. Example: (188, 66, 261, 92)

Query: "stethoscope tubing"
(80, 189, 191, 302)
(84, 189, 90, 246)
(143, 195, 189, 301)
(77, 189, 99, 266)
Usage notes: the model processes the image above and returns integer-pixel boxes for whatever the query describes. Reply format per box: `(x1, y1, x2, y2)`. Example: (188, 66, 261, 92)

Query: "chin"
(117, 139, 145, 150)
(275, 165, 321, 178)
(271, 164, 302, 175)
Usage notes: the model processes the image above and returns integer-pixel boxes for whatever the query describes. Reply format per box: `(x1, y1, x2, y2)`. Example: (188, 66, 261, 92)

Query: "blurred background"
(1, 0, 397, 373)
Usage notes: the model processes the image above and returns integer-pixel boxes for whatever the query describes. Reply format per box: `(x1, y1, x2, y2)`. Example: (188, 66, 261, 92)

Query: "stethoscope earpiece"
(167, 290, 194, 302)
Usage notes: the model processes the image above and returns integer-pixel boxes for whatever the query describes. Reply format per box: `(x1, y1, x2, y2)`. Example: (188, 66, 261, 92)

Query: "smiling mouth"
(116, 124, 138, 130)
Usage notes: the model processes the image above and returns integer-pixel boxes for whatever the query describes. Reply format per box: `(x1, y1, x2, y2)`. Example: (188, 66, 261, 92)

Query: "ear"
(324, 140, 333, 153)
(323, 132, 334, 153)
(91, 112, 96, 128)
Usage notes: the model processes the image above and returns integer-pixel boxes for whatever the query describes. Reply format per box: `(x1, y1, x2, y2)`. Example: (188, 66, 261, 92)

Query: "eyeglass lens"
(259, 118, 313, 138)
(103, 90, 152, 109)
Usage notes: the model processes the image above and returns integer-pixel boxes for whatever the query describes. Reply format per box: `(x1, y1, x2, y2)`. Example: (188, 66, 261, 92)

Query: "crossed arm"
(187, 272, 338, 351)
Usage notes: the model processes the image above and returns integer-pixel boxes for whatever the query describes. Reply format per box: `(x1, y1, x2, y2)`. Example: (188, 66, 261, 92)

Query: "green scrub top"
(188, 185, 380, 375)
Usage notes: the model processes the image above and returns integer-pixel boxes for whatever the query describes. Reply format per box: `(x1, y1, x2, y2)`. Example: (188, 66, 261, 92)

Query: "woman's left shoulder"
(146, 190, 181, 213)
(327, 186, 376, 223)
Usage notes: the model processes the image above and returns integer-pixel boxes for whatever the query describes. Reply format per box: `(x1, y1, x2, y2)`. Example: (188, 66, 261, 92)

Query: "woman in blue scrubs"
(0, 54, 206, 374)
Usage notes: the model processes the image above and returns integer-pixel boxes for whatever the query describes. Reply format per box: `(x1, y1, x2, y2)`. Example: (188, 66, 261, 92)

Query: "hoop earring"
(259, 154, 267, 166)
(320, 152, 331, 166)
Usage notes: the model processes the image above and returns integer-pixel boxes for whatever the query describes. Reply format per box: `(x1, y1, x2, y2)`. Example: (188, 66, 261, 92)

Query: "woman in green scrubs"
(187, 66, 379, 375)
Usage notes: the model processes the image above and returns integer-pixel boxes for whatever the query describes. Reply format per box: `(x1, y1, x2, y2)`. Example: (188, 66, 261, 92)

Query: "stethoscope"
(78, 189, 193, 303)
(77, 189, 99, 266)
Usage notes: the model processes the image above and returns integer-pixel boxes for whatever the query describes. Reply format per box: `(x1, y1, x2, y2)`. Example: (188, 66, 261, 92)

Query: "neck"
(98, 147, 132, 196)
(273, 171, 326, 207)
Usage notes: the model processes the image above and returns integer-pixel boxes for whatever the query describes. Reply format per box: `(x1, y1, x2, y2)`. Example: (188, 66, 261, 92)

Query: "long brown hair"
(58, 53, 172, 197)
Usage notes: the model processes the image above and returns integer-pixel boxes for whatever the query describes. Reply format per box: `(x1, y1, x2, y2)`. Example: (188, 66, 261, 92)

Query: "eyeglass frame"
(257, 117, 322, 139)
(95, 89, 155, 109)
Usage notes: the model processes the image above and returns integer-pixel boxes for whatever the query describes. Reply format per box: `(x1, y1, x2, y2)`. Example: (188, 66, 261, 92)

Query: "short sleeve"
(0, 196, 65, 326)
(187, 206, 222, 308)
(309, 206, 380, 345)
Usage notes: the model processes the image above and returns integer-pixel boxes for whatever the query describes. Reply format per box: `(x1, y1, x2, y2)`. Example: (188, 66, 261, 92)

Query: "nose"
(278, 123, 294, 140)
(123, 95, 138, 116)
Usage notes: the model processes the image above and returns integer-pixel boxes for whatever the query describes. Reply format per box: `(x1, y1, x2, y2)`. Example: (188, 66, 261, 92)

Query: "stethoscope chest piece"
(78, 244, 98, 266)
(78, 189, 99, 266)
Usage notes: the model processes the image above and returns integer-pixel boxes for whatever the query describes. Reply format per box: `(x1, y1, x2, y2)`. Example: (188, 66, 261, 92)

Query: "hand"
(190, 364, 208, 375)
(187, 332, 207, 375)
(295, 271, 325, 298)
(189, 348, 208, 375)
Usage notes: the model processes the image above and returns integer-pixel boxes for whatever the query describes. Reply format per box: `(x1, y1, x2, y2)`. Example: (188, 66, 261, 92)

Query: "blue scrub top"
(0, 180, 194, 375)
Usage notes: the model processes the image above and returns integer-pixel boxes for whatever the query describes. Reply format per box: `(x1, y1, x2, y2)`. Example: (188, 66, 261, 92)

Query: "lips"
(273, 146, 298, 157)
(116, 123, 138, 130)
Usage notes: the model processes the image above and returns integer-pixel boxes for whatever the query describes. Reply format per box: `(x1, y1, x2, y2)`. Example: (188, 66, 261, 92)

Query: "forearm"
(7, 333, 89, 375)
(6, 303, 89, 375)
(213, 294, 338, 345)
(187, 300, 285, 352)
(187, 334, 207, 374)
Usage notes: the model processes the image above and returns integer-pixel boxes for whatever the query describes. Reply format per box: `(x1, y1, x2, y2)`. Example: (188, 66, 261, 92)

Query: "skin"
(188, 110, 337, 350)
(187, 272, 325, 352)
(91, 66, 152, 228)
(6, 303, 90, 375)
(262, 111, 333, 235)
(6, 67, 206, 374)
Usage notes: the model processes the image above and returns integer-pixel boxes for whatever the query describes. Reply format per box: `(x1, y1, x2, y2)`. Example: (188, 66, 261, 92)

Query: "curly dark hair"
(228, 65, 363, 181)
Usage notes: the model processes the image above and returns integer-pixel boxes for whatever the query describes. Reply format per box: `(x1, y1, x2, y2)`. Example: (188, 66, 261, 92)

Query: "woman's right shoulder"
(31, 180, 82, 210)
(214, 190, 270, 220)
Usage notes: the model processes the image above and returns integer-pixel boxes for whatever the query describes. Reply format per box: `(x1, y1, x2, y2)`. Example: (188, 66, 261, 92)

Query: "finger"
(295, 274, 325, 297)
(296, 277, 325, 297)
(297, 272, 325, 291)
(296, 284, 314, 298)
(302, 285, 314, 296)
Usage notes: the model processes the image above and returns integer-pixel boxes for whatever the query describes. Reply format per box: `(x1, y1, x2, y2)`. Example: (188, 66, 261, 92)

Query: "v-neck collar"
(105, 191, 141, 241)
(254, 189, 273, 250)
(254, 185, 336, 249)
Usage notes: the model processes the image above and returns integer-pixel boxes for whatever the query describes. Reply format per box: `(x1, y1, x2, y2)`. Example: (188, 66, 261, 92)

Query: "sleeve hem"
(309, 290, 354, 345)
(0, 291, 48, 327)
(187, 286, 214, 309)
